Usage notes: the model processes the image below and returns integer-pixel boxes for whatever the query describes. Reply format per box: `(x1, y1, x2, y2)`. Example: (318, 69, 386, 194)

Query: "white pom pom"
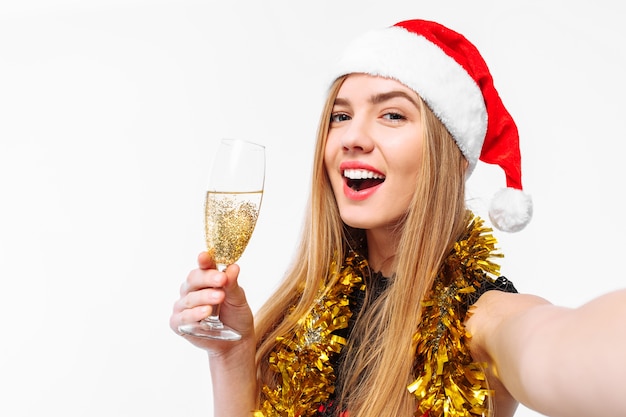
(488, 188, 533, 233)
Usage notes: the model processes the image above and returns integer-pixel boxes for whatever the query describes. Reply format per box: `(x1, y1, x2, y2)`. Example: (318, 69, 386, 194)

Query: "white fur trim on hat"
(328, 26, 487, 172)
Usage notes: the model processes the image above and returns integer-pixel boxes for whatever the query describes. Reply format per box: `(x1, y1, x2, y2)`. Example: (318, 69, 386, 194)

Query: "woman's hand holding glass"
(170, 251, 254, 353)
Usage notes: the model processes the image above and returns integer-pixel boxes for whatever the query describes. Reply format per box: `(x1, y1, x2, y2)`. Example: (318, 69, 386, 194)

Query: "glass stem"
(202, 263, 227, 328)
(205, 304, 223, 328)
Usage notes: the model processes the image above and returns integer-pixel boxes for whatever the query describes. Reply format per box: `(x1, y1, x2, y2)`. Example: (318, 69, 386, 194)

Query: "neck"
(365, 227, 400, 277)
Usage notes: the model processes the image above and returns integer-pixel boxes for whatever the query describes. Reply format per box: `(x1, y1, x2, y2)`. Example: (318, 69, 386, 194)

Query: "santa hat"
(327, 19, 532, 232)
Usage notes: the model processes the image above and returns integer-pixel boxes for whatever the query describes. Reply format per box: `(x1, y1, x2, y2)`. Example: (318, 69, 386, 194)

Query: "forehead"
(336, 73, 420, 101)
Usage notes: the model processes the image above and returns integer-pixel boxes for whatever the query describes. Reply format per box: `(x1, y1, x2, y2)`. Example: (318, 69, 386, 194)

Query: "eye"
(382, 112, 406, 121)
(330, 112, 351, 123)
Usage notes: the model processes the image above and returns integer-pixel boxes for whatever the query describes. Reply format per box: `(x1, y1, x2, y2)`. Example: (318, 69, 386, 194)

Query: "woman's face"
(324, 74, 424, 231)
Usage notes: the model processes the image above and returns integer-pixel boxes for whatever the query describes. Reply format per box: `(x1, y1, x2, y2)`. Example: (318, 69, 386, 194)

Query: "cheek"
(392, 146, 423, 190)
(323, 135, 340, 172)
(323, 139, 346, 197)
(323, 146, 332, 176)
(403, 153, 422, 176)
(389, 136, 422, 170)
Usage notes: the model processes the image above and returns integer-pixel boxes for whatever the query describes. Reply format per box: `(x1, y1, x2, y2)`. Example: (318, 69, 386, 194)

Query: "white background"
(1, 1, 624, 416)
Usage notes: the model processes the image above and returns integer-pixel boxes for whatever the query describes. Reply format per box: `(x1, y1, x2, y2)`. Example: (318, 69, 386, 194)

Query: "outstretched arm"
(467, 288, 626, 417)
(170, 252, 257, 416)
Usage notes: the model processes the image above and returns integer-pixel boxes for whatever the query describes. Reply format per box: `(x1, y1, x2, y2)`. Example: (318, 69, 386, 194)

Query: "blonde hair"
(254, 75, 469, 416)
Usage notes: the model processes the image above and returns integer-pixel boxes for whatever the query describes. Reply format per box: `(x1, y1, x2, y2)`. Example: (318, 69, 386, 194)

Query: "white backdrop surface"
(1, 1, 624, 416)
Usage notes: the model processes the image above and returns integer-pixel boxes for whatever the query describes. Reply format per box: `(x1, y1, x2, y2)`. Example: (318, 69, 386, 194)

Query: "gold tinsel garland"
(254, 214, 502, 417)
(407, 215, 502, 417)
(254, 250, 367, 417)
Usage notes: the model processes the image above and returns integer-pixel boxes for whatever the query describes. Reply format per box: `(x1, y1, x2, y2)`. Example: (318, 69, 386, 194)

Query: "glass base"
(178, 320, 242, 341)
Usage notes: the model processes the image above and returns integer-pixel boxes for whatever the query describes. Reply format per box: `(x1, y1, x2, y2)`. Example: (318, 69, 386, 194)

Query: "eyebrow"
(334, 90, 421, 109)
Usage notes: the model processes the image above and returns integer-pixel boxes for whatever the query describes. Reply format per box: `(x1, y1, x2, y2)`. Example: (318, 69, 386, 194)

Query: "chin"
(338, 211, 369, 230)
(339, 209, 406, 232)
(339, 214, 383, 231)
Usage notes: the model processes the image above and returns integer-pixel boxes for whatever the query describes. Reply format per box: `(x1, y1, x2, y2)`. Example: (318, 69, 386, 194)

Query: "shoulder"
(470, 290, 550, 325)
(466, 290, 551, 353)
(464, 291, 552, 416)
(465, 291, 552, 376)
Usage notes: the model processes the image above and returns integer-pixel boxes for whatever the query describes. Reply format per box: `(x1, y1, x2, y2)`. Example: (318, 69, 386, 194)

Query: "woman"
(170, 19, 626, 417)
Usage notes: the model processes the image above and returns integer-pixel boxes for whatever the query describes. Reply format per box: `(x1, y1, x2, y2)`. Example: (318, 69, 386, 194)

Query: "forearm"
(208, 338, 257, 416)
(489, 289, 626, 417)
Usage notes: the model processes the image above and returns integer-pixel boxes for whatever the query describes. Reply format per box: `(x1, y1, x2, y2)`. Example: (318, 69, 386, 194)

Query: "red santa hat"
(327, 19, 532, 232)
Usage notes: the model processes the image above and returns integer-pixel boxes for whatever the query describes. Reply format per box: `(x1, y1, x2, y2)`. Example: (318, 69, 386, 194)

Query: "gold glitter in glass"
(205, 191, 262, 266)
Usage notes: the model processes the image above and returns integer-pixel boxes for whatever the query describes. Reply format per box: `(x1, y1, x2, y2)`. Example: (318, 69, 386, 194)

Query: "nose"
(340, 117, 374, 153)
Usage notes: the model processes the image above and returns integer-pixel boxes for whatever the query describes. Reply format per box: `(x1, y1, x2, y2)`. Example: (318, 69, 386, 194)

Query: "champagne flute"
(179, 138, 265, 341)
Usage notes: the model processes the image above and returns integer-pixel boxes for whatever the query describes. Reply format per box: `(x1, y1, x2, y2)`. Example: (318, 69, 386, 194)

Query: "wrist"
(208, 336, 257, 416)
(207, 333, 256, 362)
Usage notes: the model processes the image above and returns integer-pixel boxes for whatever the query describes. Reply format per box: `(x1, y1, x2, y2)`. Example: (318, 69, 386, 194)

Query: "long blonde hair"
(254, 75, 469, 416)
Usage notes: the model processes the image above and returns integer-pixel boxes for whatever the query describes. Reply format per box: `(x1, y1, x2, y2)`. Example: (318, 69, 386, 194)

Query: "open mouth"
(343, 168, 385, 192)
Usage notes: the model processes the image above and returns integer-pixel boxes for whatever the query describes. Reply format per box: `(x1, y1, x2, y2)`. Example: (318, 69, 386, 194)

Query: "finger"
(180, 268, 228, 296)
(197, 251, 216, 270)
(179, 279, 190, 296)
(170, 305, 212, 334)
(179, 287, 225, 311)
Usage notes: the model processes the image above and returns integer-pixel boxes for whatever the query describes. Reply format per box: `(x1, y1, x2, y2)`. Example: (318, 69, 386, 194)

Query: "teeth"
(343, 169, 385, 180)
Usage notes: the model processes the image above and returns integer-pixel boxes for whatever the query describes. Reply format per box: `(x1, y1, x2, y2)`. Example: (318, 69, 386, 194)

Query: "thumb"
(222, 263, 250, 308)
(223, 263, 241, 290)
